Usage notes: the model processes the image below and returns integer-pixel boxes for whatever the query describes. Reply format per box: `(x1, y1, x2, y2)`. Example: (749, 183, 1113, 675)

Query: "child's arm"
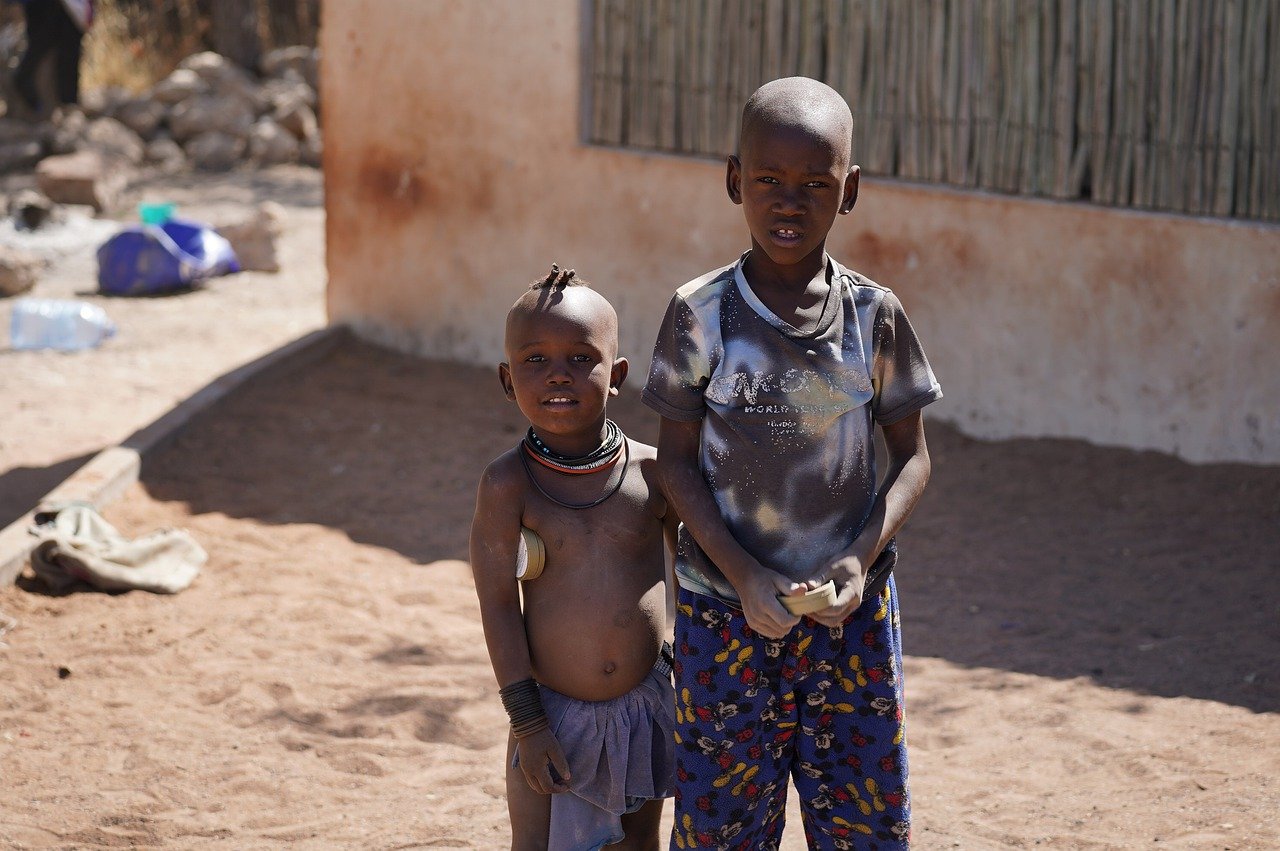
(660, 492, 681, 644)
(469, 461, 571, 794)
(812, 410, 931, 627)
(661, 493, 681, 558)
(656, 416, 806, 639)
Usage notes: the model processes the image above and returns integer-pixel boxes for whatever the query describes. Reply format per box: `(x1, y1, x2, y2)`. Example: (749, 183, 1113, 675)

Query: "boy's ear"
(609, 356, 629, 397)
(497, 362, 516, 401)
(726, 155, 744, 205)
(839, 165, 861, 214)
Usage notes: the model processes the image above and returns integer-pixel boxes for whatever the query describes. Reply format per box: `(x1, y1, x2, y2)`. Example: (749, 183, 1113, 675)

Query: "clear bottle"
(9, 298, 117, 351)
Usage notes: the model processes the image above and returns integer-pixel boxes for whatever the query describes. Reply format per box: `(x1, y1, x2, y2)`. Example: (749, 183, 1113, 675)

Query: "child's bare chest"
(519, 466, 664, 585)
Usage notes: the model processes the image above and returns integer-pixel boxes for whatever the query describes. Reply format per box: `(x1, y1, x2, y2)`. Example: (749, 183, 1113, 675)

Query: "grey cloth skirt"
(515, 660, 675, 850)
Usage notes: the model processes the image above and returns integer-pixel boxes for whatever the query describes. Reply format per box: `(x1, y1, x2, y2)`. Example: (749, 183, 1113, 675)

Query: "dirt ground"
(0, 165, 327, 530)
(1, 169, 1279, 850)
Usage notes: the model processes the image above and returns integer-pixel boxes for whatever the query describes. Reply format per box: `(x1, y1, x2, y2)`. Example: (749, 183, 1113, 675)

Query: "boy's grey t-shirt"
(643, 254, 942, 604)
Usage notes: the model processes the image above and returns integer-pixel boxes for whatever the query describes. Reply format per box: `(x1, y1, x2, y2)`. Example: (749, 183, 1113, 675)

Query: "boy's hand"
(812, 552, 867, 627)
(738, 567, 805, 639)
(516, 728, 571, 795)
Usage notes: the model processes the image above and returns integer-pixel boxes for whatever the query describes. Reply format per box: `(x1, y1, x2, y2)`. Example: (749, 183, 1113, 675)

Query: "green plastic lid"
(139, 202, 176, 225)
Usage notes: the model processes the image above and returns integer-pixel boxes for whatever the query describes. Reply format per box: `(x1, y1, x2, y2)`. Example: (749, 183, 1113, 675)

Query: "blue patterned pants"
(670, 582, 911, 850)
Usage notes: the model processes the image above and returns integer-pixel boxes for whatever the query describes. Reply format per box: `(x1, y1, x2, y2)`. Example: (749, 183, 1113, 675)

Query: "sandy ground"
(1, 169, 1279, 850)
(0, 165, 327, 529)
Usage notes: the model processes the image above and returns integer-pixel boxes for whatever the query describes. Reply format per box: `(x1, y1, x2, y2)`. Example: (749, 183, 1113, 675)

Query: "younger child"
(471, 266, 678, 851)
(645, 78, 942, 848)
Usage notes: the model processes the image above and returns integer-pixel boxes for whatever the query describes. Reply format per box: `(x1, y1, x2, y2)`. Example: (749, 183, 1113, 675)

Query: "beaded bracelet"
(499, 677, 549, 738)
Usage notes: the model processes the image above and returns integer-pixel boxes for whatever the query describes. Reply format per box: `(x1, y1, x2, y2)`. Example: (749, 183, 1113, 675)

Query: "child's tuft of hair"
(530, 263, 590, 291)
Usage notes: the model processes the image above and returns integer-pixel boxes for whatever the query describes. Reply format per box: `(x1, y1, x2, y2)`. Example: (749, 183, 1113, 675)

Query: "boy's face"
(499, 289, 627, 447)
(727, 121, 859, 270)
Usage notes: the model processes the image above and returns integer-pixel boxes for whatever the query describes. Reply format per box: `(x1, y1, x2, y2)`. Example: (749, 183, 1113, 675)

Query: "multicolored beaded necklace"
(519, 420, 629, 509)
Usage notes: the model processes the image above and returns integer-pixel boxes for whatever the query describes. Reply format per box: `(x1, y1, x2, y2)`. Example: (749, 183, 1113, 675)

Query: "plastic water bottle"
(9, 298, 117, 351)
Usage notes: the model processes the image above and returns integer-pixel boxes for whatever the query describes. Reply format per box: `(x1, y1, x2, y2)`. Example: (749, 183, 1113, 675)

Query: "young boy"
(471, 266, 678, 851)
(644, 78, 942, 849)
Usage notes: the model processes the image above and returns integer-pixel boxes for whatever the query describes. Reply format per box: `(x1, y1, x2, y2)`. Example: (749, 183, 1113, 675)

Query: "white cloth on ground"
(29, 502, 204, 593)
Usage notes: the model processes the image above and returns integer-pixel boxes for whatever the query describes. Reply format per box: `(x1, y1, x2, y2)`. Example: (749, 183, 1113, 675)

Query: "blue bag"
(97, 219, 240, 296)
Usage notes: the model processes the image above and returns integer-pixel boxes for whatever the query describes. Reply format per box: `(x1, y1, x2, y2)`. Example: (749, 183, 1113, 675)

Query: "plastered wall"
(322, 0, 1280, 464)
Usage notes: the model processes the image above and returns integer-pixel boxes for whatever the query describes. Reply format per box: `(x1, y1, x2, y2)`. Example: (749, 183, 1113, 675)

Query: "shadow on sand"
(0, 451, 97, 530)
(135, 336, 1280, 713)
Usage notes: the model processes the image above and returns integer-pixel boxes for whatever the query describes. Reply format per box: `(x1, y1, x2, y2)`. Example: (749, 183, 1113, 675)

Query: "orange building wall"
(322, 0, 1280, 464)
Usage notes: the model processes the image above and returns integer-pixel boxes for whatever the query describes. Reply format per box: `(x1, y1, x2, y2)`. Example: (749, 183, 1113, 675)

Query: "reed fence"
(587, 0, 1279, 222)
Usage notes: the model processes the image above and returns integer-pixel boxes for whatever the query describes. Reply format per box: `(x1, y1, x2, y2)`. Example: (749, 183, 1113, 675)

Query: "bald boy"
(645, 78, 942, 848)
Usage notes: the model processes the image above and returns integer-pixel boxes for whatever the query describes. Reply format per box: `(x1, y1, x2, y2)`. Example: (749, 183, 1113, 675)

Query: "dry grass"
(80, 1, 187, 92)
(80, 0, 319, 93)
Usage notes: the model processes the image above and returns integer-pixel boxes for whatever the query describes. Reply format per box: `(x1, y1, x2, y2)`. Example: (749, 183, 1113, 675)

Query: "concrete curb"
(0, 326, 344, 587)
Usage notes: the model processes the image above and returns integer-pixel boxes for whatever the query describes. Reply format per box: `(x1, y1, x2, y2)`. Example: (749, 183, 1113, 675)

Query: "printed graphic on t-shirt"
(707, 359, 873, 443)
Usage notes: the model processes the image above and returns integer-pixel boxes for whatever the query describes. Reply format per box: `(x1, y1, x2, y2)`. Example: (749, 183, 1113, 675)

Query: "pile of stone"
(0, 46, 320, 181)
(2, 46, 320, 213)
(86, 46, 321, 171)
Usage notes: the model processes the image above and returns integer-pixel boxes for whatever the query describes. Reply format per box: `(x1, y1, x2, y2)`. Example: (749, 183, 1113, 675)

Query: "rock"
(278, 68, 320, 115)
(113, 98, 166, 140)
(185, 131, 245, 171)
(145, 135, 186, 170)
(47, 108, 86, 155)
(247, 118, 299, 166)
(178, 51, 267, 113)
(177, 50, 235, 79)
(272, 98, 317, 142)
(36, 150, 130, 211)
(79, 86, 130, 119)
(209, 70, 268, 116)
(262, 46, 319, 89)
(8, 189, 62, 230)
(169, 94, 254, 143)
(151, 68, 209, 106)
(260, 77, 317, 112)
(0, 246, 45, 296)
(300, 133, 322, 168)
(84, 117, 145, 165)
(213, 201, 284, 272)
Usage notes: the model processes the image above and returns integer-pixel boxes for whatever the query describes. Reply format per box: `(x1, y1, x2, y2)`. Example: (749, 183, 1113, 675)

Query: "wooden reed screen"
(586, 0, 1280, 222)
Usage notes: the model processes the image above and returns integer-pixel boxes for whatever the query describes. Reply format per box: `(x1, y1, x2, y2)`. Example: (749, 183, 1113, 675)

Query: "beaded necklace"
(519, 421, 629, 510)
(523, 420, 624, 474)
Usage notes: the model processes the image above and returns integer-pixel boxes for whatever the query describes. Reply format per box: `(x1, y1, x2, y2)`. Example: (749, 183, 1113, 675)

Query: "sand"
(0, 166, 327, 531)
(1, 333, 1277, 850)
